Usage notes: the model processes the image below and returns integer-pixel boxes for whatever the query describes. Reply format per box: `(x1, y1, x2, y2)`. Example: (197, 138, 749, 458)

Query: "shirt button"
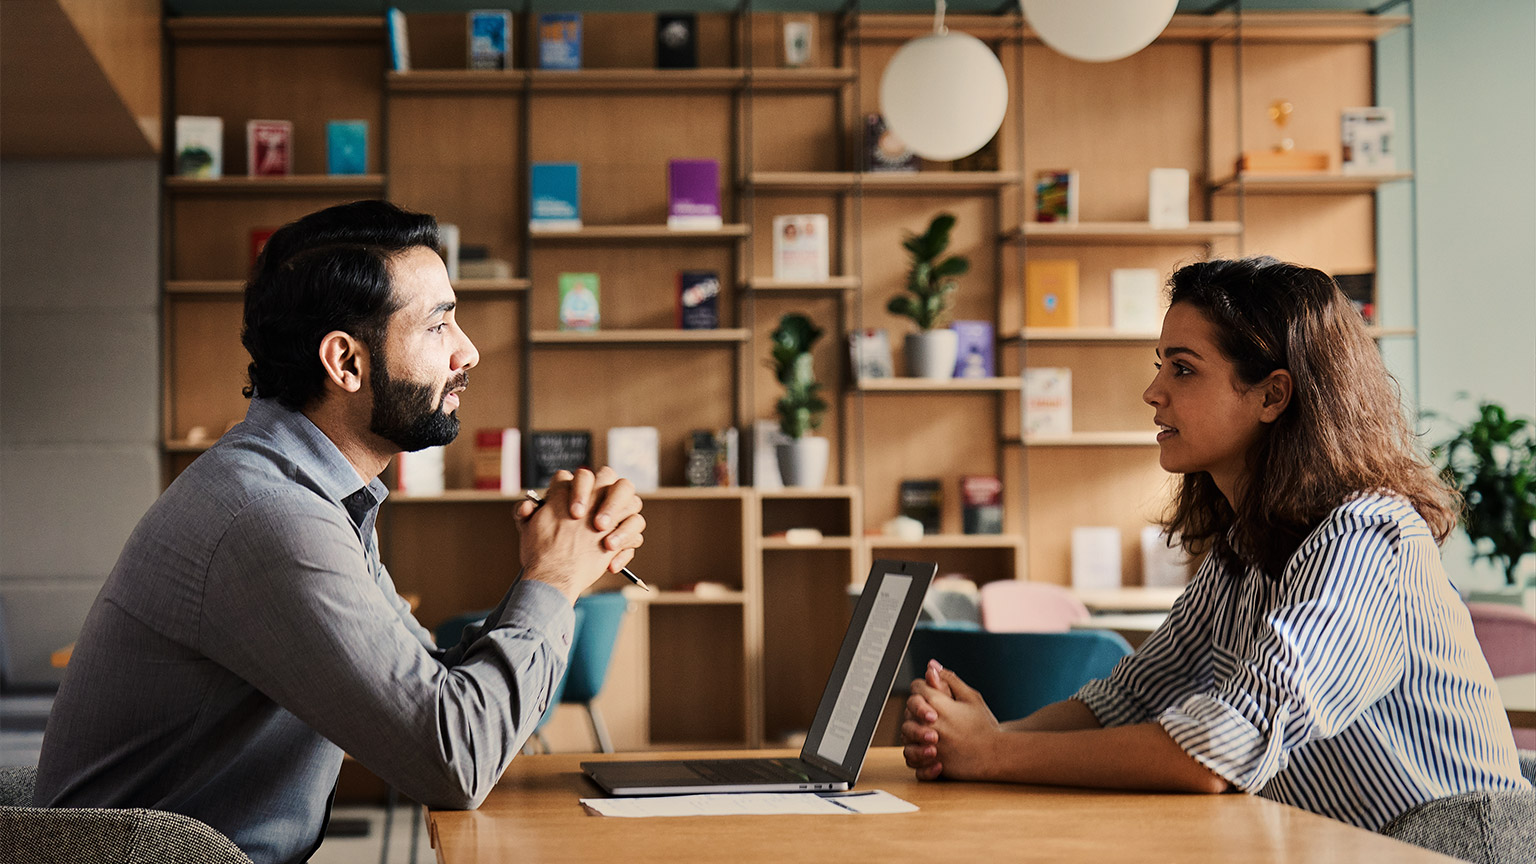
(561, 632, 571, 646)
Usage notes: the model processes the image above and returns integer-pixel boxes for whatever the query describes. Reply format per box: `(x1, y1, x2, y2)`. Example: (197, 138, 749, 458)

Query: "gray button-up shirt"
(34, 397, 574, 864)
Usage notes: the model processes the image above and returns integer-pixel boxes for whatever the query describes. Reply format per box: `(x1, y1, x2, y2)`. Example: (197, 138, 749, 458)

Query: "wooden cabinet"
(162, 9, 1412, 751)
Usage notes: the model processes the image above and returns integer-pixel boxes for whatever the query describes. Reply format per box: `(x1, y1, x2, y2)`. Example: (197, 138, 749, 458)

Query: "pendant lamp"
(878, 1, 1009, 162)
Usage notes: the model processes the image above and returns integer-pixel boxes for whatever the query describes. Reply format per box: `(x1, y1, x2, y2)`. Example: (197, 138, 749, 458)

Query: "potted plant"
(1432, 400, 1536, 588)
(770, 313, 830, 488)
(888, 212, 970, 379)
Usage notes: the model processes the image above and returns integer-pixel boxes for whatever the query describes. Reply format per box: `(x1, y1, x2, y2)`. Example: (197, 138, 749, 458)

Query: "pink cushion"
(980, 581, 1090, 633)
(1466, 602, 1536, 679)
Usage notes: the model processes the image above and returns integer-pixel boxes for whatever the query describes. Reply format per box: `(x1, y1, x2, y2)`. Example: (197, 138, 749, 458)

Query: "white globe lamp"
(1021, 0, 1178, 63)
(878, 4, 1008, 163)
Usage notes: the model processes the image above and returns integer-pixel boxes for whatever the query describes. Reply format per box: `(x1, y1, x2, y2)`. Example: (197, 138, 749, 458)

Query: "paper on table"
(580, 790, 917, 818)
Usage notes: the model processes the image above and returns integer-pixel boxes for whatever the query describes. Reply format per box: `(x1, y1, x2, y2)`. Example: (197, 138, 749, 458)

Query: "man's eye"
(429, 323, 447, 334)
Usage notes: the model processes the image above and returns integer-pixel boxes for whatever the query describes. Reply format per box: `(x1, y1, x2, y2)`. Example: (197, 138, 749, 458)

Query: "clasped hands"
(516, 467, 645, 603)
(902, 659, 1004, 782)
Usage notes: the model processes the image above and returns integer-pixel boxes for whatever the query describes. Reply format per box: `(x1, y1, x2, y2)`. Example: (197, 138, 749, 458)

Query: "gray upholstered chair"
(0, 766, 253, 864)
(1378, 764, 1536, 864)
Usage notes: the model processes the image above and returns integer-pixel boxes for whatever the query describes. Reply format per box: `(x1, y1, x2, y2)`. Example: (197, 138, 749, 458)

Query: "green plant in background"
(1432, 400, 1536, 585)
(770, 313, 828, 440)
(887, 212, 970, 330)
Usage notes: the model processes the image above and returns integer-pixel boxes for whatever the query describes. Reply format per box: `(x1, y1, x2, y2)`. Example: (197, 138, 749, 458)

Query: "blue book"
(538, 13, 582, 70)
(326, 121, 368, 175)
(529, 162, 581, 231)
(469, 10, 511, 71)
(952, 320, 995, 378)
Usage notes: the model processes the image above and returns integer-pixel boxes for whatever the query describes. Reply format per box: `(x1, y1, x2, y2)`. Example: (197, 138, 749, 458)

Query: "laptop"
(582, 558, 936, 796)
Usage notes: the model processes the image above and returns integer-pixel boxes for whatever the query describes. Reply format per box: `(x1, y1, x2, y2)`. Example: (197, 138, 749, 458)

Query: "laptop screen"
(799, 559, 934, 779)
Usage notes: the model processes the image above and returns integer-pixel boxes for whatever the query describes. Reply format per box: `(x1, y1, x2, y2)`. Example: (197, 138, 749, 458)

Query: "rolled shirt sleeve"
(200, 489, 574, 810)
(1157, 515, 1406, 791)
(1073, 553, 1223, 727)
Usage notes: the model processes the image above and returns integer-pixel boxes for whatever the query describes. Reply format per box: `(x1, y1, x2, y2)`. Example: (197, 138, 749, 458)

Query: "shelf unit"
(160, 8, 1414, 754)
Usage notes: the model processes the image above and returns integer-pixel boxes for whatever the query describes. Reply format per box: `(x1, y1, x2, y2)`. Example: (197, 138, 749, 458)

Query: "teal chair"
(434, 591, 629, 753)
(906, 627, 1132, 722)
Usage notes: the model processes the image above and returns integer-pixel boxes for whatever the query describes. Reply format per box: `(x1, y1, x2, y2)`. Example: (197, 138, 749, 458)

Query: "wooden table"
(427, 748, 1453, 863)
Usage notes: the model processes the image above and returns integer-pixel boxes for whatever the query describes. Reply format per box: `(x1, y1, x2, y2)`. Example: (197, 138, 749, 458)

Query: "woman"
(902, 257, 1530, 834)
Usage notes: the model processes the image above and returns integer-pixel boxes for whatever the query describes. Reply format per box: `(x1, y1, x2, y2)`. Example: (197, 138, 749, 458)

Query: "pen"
(523, 491, 650, 592)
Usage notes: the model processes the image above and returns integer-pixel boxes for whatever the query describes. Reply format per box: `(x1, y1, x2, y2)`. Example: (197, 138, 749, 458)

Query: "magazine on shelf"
(396, 446, 445, 496)
(655, 13, 698, 69)
(246, 120, 292, 177)
(1110, 268, 1163, 333)
(951, 320, 995, 379)
(960, 475, 1003, 535)
(1035, 169, 1079, 223)
(1147, 168, 1189, 229)
(1024, 259, 1080, 328)
(848, 329, 893, 381)
(530, 431, 591, 488)
(468, 10, 512, 70)
(557, 273, 600, 331)
(174, 116, 223, 178)
(473, 428, 520, 492)
(538, 13, 582, 70)
(771, 214, 830, 282)
(781, 14, 814, 67)
(865, 114, 919, 173)
(667, 159, 723, 230)
(530, 162, 581, 231)
(1071, 526, 1122, 592)
(677, 270, 721, 329)
(607, 427, 660, 493)
(1021, 367, 1072, 440)
(898, 479, 942, 535)
(1341, 107, 1395, 175)
(326, 121, 368, 175)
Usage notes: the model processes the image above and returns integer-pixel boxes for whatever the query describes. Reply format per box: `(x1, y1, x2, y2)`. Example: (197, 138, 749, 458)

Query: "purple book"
(952, 320, 995, 378)
(667, 159, 722, 229)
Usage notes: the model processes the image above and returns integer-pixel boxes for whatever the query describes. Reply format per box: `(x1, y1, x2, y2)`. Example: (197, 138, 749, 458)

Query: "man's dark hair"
(241, 200, 440, 411)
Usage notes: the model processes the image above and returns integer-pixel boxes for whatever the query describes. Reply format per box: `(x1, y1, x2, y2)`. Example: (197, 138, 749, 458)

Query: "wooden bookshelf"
(857, 377, 1023, 393)
(1211, 172, 1413, 194)
(527, 224, 749, 241)
(529, 329, 750, 346)
(164, 175, 387, 195)
(749, 171, 1020, 193)
(1004, 221, 1242, 245)
(743, 276, 860, 293)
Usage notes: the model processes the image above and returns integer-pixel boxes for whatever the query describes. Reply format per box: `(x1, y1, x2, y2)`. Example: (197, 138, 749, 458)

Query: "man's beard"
(369, 356, 466, 452)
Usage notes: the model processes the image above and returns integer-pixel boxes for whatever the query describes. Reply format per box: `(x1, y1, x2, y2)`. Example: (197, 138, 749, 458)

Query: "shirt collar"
(240, 398, 390, 527)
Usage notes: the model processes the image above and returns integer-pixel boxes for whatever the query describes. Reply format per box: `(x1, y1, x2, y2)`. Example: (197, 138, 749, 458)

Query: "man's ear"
(1257, 369, 1293, 423)
(317, 330, 367, 394)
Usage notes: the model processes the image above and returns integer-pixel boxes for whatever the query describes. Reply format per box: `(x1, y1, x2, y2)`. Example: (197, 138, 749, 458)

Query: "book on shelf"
(326, 120, 368, 175)
(557, 272, 600, 331)
(538, 13, 582, 70)
(1035, 169, 1079, 223)
(655, 13, 698, 69)
(473, 428, 520, 492)
(468, 10, 512, 71)
(1071, 526, 1122, 592)
(771, 214, 830, 282)
(529, 162, 581, 231)
(865, 114, 919, 173)
(1147, 168, 1189, 229)
(246, 120, 292, 177)
(607, 426, 660, 493)
(751, 419, 787, 490)
(951, 320, 995, 379)
(387, 8, 410, 72)
(1141, 526, 1192, 588)
(530, 430, 591, 489)
(685, 428, 738, 487)
(898, 479, 942, 535)
(667, 159, 723, 230)
(396, 445, 445, 496)
(960, 475, 1003, 535)
(848, 329, 894, 381)
(250, 228, 275, 270)
(1021, 367, 1072, 440)
(174, 116, 222, 178)
(781, 14, 815, 68)
(1024, 259, 1080, 328)
(1341, 107, 1395, 175)
(676, 270, 720, 329)
(1110, 268, 1163, 333)
(1333, 272, 1375, 324)
(439, 223, 460, 281)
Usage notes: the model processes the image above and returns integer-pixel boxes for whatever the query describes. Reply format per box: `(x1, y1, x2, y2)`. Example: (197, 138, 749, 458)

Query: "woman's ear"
(317, 330, 367, 394)
(1257, 369, 1293, 423)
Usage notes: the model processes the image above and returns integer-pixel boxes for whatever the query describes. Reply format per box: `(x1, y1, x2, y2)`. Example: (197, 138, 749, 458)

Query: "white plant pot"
(776, 437, 829, 488)
(905, 329, 960, 379)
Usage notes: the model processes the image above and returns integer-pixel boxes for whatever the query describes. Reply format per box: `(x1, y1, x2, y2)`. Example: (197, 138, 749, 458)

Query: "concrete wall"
(0, 159, 160, 686)
(1410, 0, 1536, 592)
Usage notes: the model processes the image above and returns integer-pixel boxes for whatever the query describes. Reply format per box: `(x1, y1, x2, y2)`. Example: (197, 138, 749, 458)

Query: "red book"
(250, 228, 275, 269)
(246, 120, 293, 177)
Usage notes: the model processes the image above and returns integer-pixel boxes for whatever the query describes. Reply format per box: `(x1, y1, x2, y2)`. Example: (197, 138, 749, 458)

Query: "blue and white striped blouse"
(1073, 492, 1531, 830)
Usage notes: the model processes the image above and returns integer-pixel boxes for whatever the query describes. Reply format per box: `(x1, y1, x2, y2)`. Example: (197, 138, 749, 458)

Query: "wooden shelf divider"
(528, 224, 748, 242)
(858, 377, 1022, 393)
(529, 329, 750, 346)
(1004, 221, 1242, 245)
(165, 175, 386, 195)
(1210, 172, 1413, 194)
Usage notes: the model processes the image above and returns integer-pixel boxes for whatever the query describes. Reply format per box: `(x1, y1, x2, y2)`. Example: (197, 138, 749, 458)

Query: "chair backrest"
(906, 627, 1132, 722)
(0, 765, 35, 807)
(1466, 602, 1536, 679)
(434, 609, 492, 652)
(561, 592, 629, 704)
(979, 581, 1090, 633)
(1378, 787, 1536, 864)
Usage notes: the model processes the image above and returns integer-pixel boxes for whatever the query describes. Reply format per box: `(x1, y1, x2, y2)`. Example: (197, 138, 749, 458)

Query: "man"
(33, 200, 645, 863)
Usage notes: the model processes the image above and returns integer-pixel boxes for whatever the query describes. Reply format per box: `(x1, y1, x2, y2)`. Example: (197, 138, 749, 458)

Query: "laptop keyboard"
(684, 759, 811, 784)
